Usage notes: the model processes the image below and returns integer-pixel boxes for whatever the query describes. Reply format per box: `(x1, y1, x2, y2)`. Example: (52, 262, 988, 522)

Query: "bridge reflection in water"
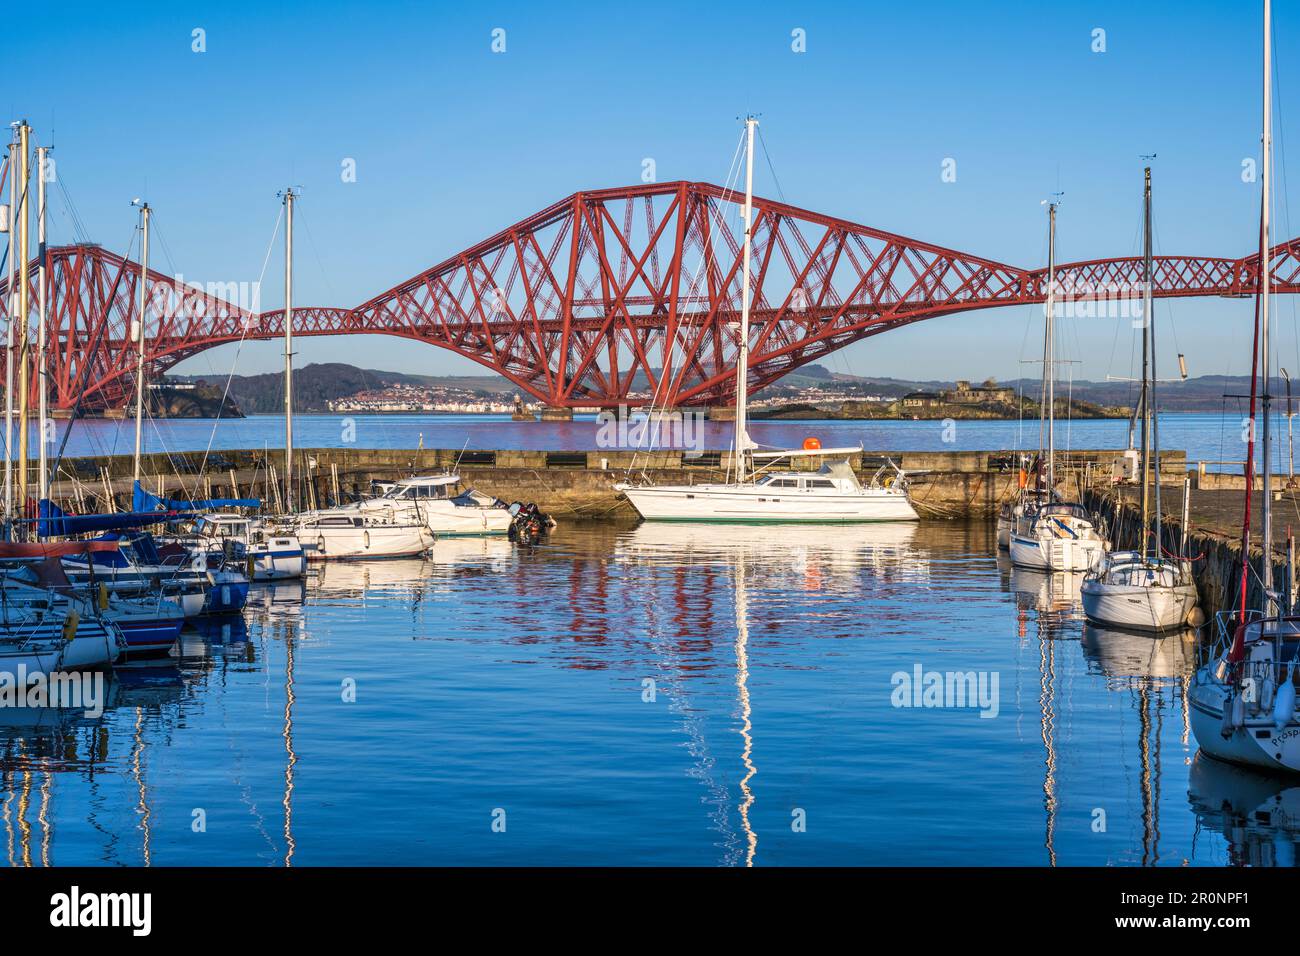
(0, 521, 1290, 866)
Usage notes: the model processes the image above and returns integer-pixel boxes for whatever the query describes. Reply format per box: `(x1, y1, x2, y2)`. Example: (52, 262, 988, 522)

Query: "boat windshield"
(383, 481, 458, 500)
(1037, 502, 1090, 520)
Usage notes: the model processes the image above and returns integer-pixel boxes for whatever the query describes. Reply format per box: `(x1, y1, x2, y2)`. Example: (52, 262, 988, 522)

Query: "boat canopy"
(75, 531, 165, 568)
(134, 481, 259, 513)
(36, 500, 195, 538)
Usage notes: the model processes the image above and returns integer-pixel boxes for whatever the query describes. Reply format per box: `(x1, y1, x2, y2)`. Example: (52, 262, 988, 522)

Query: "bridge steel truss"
(1, 181, 1297, 411)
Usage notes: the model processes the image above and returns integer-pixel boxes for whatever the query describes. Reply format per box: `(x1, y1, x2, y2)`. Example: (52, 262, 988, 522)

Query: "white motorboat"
(350, 474, 512, 536)
(291, 508, 434, 560)
(611, 117, 919, 526)
(187, 513, 307, 580)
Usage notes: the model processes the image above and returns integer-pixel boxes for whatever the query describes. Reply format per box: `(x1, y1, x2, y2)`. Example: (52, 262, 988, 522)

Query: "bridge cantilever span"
(1, 180, 1296, 411)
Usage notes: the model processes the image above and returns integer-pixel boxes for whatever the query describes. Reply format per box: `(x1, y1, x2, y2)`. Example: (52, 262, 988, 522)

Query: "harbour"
(0, 518, 1284, 868)
(6, 0, 1300, 932)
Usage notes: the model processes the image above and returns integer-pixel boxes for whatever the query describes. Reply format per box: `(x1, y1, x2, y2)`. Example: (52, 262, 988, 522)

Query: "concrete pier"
(1087, 481, 1299, 617)
(46, 445, 1176, 522)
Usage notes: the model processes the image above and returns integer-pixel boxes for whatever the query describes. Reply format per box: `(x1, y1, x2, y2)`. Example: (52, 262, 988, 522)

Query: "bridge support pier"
(706, 406, 736, 422)
(539, 406, 574, 422)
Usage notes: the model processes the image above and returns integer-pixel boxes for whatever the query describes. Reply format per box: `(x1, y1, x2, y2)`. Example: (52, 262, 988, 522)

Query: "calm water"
(0, 521, 1291, 867)
(32, 412, 1279, 473)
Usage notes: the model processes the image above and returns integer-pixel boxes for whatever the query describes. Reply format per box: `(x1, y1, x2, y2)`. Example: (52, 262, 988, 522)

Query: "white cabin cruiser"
(352, 475, 511, 536)
(188, 514, 307, 581)
(616, 453, 917, 523)
(290, 507, 434, 561)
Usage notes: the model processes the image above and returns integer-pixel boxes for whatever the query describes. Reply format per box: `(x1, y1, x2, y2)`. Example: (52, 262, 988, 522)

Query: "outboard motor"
(508, 502, 553, 544)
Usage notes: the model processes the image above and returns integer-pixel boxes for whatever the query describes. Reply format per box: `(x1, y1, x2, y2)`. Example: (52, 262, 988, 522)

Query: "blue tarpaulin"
(70, 531, 166, 568)
(36, 499, 194, 539)
(133, 481, 259, 513)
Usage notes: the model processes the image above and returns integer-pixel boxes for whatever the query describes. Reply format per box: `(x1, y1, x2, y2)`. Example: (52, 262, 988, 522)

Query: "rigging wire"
(177, 205, 285, 500)
(626, 126, 747, 476)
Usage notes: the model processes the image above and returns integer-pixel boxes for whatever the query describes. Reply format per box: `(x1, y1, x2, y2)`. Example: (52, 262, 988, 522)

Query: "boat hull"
(1080, 580, 1199, 632)
(248, 547, 307, 581)
(113, 617, 185, 656)
(423, 504, 512, 536)
(1190, 674, 1300, 773)
(202, 575, 250, 614)
(615, 484, 919, 522)
(0, 619, 120, 677)
(58, 620, 123, 669)
(1009, 533, 1105, 572)
(304, 526, 435, 560)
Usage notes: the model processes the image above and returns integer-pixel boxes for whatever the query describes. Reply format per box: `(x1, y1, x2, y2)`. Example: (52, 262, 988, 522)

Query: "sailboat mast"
(1148, 172, 1164, 561)
(1140, 168, 1153, 560)
(1045, 202, 1057, 491)
(733, 117, 757, 484)
(283, 187, 295, 514)
(1260, 0, 1275, 609)
(36, 145, 48, 504)
(131, 201, 150, 489)
(4, 129, 17, 537)
(15, 121, 30, 536)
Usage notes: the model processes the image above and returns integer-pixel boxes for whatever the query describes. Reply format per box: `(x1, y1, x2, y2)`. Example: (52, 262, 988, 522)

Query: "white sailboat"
(271, 189, 433, 560)
(1007, 200, 1108, 571)
(1189, 0, 1300, 774)
(614, 117, 917, 524)
(1081, 167, 1198, 631)
(345, 474, 512, 535)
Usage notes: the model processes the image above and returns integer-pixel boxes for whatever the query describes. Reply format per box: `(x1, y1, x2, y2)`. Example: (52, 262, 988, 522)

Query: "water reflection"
(1189, 754, 1300, 867)
(0, 520, 1290, 866)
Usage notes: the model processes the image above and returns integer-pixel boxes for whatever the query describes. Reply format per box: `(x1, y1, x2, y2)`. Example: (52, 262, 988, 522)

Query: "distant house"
(945, 378, 1015, 405)
(900, 391, 943, 410)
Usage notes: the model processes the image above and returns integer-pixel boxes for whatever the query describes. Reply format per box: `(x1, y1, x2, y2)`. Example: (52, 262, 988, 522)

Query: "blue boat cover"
(76, 531, 166, 568)
(133, 481, 259, 513)
(37, 499, 195, 539)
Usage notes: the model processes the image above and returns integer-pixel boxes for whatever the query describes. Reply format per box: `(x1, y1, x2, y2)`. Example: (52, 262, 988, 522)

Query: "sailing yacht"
(1080, 168, 1198, 631)
(267, 188, 435, 560)
(1189, 0, 1300, 774)
(1007, 201, 1108, 571)
(613, 118, 917, 524)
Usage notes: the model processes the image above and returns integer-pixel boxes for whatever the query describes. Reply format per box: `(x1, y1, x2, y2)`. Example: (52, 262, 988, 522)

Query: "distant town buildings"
(327, 382, 532, 413)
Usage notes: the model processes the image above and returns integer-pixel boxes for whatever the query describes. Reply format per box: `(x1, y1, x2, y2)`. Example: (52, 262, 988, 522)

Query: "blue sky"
(6, 0, 1297, 384)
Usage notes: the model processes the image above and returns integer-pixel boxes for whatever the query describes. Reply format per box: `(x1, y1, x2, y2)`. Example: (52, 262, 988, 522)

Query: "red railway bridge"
(1, 180, 1297, 412)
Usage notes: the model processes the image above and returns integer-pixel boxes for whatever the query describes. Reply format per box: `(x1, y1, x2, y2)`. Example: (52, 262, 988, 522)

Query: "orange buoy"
(802, 436, 821, 451)
(1018, 468, 1028, 489)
